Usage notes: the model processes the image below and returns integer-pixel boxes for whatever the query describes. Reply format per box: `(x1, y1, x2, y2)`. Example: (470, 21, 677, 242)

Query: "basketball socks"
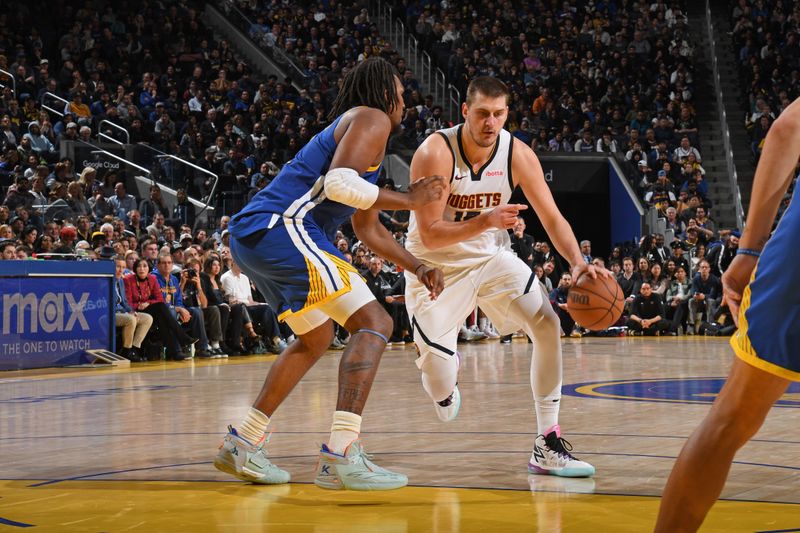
(238, 407, 270, 444)
(534, 395, 560, 435)
(211, 341, 221, 350)
(508, 290, 565, 435)
(328, 411, 361, 454)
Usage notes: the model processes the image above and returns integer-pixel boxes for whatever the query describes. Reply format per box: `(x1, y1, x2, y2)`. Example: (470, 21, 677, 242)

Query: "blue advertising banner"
(0, 262, 114, 370)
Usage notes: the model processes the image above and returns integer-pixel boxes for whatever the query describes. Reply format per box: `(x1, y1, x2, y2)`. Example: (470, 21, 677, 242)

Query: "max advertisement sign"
(0, 263, 113, 370)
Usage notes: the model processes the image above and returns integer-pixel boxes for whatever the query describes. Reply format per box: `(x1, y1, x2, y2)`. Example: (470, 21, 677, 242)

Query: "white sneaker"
(528, 425, 595, 478)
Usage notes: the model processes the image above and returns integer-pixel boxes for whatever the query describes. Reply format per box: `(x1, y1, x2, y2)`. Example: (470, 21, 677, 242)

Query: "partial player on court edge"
(404, 76, 612, 478)
(655, 97, 800, 531)
(217, 58, 445, 491)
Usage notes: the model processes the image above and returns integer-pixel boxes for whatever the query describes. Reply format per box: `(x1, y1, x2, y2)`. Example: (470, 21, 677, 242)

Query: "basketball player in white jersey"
(405, 77, 609, 477)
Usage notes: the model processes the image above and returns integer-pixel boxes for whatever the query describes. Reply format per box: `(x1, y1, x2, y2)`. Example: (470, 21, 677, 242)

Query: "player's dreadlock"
(328, 57, 400, 120)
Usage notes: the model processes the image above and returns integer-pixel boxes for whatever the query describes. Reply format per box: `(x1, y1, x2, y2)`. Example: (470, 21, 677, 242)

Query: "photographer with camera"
(180, 257, 227, 358)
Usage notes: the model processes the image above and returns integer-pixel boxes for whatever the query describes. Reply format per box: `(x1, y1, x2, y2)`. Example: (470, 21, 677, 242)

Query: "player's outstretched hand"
(416, 264, 445, 300)
(408, 175, 446, 209)
(722, 254, 757, 327)
(488, 204, 528, 230)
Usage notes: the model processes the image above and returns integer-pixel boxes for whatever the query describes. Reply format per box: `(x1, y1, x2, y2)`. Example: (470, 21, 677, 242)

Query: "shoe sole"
(213, 452, 290, 484)
(527, 462, 595, 478)
(314, 474, 407, 491)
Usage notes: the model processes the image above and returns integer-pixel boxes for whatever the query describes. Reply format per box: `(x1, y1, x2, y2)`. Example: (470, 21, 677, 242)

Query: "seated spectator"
(201, 255, 254, 356)
(179, 256, 225, 358)
(688, 259, 721, 334)
(672, 136, 702, 164)
(113, 256, 153, 362)
(107, 182, 136, 224)
(665, 265, 691, 334)
(617, 256, 640, 311)
(153, 251, 215, 359)
(0, 239, 16, 259)
(550, 272, 580, 336)
(626, 282, 670, 335)
(221, 258, 288, 354)
(138, 184, 168, 227)
(23, 121, 55, 162)
(124, 258, 194, 360)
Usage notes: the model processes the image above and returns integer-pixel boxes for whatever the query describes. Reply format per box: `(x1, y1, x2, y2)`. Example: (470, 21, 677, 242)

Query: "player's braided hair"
(328, 57, 400, 119)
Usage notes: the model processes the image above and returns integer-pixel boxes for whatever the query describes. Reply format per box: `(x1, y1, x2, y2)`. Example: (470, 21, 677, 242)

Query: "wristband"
(414, 264, 426, 276)
(736, 248, 761, 258)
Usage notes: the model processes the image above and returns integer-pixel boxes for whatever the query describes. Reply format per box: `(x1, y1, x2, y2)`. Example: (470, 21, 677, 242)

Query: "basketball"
(567, 273, 624, 331)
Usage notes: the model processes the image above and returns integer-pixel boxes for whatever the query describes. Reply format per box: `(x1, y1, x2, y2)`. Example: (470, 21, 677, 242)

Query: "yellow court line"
(0, 354, 279, 383)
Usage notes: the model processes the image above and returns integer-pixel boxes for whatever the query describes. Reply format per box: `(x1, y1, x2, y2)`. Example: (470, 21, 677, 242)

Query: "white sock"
(238, 407, 270, 444)
(535, 396, 560, 435)
(508, 289, 563, 436)
(211, 341, 220, 349)
(328, 411, 361, 454)
(479, 317, 488, 331)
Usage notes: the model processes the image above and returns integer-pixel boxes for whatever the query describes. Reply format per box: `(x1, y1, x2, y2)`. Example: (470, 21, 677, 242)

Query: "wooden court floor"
(1, 337, 799, 532)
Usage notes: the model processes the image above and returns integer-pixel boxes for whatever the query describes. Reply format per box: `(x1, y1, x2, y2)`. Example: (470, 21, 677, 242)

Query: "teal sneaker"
(314, 440, 408, 491)
(213, 426, 290, 484)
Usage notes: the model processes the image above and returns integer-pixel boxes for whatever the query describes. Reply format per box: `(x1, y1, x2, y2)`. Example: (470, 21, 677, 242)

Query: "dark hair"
(466, 76, 510, 105)
(328, 58, 400, 119)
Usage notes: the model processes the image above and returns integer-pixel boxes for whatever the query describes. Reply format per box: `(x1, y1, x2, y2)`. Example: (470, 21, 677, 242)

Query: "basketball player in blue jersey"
(405, 76, 612, 477)
(215, 58, 446, 491)
(656, 98, 800, 531)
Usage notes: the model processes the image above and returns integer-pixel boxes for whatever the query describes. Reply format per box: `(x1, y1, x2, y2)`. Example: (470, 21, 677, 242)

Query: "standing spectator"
(113, 256, 153, 361)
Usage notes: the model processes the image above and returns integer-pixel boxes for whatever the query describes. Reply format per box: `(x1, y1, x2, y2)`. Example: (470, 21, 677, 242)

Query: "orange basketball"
(567, 273, 624, 331)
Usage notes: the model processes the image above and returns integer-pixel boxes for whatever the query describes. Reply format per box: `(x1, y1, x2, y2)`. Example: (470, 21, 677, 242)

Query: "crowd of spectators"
(730, 0, 800, 162)
(1, 0, 781, 357)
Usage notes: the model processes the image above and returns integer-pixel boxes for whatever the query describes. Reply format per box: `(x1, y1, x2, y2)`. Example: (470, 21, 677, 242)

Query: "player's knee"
(707, 404, 764, 449)
(359, 308, 394, 340)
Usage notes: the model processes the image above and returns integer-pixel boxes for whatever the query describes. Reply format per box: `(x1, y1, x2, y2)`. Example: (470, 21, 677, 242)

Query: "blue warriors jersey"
(732, 180, 800, 380)
(229, 114, 382, 243)
(228, 112, 381, 321)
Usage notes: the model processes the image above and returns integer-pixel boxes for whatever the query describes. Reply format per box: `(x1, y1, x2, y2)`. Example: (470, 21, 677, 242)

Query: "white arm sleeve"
(323, 167, 380, 210)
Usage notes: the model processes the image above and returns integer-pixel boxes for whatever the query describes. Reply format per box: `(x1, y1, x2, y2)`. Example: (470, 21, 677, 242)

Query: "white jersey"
(406, 125, 515, 267)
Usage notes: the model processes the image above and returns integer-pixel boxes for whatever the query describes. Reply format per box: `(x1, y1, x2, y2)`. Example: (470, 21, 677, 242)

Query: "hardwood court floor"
(1, 337, 799, 532)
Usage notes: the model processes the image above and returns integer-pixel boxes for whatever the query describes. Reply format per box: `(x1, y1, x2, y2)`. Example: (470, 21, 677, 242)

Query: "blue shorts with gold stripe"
(230, 217, 358, 322)
(731, 191, 800, 381)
